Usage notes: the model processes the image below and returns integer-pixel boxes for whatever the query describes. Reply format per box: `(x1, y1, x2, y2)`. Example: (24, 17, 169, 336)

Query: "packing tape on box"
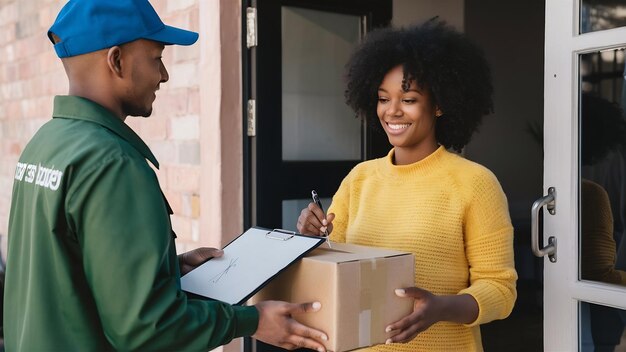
(359, 258, 387, 346)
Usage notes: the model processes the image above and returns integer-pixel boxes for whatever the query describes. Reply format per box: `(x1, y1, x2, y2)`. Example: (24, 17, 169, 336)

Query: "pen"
(311, 189, 325, 214)
(311, 190, 331, 248)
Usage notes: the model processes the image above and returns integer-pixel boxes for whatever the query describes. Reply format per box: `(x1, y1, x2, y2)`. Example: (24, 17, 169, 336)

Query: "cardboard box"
(251, 242, 415, 352)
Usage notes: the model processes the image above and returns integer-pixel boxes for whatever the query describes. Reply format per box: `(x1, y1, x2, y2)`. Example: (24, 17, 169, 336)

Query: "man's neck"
(68, 86, 126, 122)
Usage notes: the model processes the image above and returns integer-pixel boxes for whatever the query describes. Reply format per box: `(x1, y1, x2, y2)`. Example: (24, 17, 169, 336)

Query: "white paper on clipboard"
(181, 226, 325, 305)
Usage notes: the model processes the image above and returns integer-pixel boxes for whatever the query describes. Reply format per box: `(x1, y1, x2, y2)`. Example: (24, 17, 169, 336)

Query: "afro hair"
(344, 19, 494, 152)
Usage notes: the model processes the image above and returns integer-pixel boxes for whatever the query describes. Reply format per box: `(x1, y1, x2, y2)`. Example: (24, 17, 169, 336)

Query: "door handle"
(531, 187, 557, 263)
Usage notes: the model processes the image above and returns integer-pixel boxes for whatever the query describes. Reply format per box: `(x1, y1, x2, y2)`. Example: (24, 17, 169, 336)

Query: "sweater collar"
(52, 95, 159, 169)
(380, 145, 448, 177)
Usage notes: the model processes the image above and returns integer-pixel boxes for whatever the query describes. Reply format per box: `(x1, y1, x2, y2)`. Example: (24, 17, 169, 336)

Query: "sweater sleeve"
(67, 155, 259, 351)
(458, 170, 517, 327)
(328, 171, 352, 244)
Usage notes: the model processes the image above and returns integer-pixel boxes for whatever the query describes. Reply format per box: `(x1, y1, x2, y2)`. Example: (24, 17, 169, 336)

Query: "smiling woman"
(376, 65, 439, 165)
(296, 19, 516, 352)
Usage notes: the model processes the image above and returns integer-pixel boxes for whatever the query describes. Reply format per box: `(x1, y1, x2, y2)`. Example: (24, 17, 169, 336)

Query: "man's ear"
(49, 32, 62, 44)
(106, 46, 123, 78)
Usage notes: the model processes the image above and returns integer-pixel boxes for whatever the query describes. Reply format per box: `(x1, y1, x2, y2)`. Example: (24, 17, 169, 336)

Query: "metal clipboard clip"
(265, 228, 296, 241)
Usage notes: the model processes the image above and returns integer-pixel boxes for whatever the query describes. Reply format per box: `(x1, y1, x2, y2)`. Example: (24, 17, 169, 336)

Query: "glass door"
(541, 1, 626, 350)
(243, 0, 392, 232)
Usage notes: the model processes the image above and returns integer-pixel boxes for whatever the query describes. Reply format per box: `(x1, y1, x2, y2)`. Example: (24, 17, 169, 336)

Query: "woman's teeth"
(387, 123, 411, 130)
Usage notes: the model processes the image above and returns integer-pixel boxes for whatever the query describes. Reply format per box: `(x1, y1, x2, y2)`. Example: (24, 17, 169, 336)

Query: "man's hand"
(253, 301, 328, 351)
(178, 247, 223, 275)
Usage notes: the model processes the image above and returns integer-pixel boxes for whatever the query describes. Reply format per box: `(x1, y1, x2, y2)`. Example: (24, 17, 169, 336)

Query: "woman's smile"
(385, 122, 413, 134)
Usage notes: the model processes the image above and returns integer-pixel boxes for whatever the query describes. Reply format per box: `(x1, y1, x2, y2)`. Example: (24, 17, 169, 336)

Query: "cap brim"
(144, 25, 198, 46)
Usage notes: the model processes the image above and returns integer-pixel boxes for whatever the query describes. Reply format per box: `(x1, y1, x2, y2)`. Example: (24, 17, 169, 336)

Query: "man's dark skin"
(52, 34, 328, 351)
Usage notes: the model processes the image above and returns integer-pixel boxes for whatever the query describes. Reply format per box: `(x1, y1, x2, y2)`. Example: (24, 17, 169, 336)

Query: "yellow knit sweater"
(328, 146, 517, 352)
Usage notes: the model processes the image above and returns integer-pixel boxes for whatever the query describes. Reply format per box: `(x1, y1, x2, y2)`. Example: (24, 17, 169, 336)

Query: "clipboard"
(181, 226, 325, 305)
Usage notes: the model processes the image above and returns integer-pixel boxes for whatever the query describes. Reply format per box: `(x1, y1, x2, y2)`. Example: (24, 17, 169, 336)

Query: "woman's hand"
(384, 287, 442, 343)
(385, 287, 479, 344)
(297, 202, 335, 236)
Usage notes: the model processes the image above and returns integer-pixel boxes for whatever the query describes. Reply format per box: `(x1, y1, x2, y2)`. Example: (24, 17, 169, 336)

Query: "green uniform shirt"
(4, 96, 259, 351)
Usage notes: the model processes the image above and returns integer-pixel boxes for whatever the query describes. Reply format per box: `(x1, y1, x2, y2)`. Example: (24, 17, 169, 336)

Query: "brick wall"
(0, 0, 244, 263)
(0, 0, 67, 259)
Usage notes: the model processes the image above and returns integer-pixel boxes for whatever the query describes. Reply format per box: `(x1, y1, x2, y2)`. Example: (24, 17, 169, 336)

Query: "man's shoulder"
(50, 117, 141, 155)
(20, 117, 150, 177)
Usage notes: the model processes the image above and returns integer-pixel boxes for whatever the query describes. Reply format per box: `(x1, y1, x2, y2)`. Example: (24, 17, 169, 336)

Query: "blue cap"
(48, 0, 199, 58)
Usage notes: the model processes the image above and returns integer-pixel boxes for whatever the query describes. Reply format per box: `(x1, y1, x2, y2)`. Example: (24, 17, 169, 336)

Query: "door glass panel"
(579, 49, 626, 287)
(282, 197, 332, 231)
(580, 1, 626, 34)
(580, 301, 626, 351)
(281, 7, 362, 161)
